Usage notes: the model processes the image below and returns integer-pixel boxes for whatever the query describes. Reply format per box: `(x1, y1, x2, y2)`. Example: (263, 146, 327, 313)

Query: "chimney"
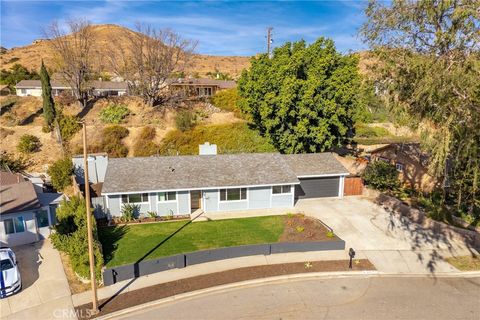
(199, 142, 217, 155)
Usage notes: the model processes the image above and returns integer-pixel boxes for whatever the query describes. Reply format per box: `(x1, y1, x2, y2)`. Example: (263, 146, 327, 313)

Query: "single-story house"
(370, 143, 438, 192)
(0, 171, 63, 247)
(101, 146, 349, 219)
(15, 80, 128, 97)
(169, 78, 236, 97)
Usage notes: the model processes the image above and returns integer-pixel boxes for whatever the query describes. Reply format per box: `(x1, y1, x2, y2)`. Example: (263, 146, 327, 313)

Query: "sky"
(0, 1, 368, 56)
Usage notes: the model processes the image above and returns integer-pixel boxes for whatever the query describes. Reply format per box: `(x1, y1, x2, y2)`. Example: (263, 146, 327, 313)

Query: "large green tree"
(238, 38, 362, 153)
(39, 61, 56, 127)
(361, 0, 479, 217)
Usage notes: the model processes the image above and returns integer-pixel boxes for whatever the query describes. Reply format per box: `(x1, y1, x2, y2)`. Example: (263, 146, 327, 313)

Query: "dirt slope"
(0, 24, 250, 78)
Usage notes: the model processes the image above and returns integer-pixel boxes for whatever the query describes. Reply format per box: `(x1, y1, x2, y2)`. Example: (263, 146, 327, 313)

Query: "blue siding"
(248, 187, 270, 209)
(203, 190, 218, 212)
(105, 185, 295, 218)
(271, 194, 293, 207)
(157, 202, 177, 216)
(178, 191, 190, 214)
(218, 199, 248, 211)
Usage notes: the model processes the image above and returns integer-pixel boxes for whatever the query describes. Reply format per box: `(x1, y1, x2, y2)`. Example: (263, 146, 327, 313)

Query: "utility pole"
(267, 27, 273, 58)
(82, 122, 99, 313)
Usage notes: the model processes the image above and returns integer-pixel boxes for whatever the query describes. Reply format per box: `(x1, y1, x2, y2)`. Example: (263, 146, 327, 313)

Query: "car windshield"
(0, 259, 14, 270)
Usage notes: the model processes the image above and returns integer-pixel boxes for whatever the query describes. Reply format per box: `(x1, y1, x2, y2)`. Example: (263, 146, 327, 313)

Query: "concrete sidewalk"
(71, 246, 467, 308)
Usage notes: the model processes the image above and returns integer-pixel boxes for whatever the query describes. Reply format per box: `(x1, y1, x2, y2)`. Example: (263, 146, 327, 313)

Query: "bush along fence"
(102, 240, 346, 286)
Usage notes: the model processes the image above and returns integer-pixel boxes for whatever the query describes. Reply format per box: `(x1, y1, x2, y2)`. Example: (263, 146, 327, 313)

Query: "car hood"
(1, 268, 19, 287)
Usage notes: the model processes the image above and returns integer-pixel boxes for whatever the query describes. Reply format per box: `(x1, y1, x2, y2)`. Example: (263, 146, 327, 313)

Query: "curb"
(95, 270, 480, 319)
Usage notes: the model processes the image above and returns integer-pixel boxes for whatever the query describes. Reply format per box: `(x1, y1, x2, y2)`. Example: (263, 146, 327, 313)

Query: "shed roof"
(102, 153, 299, 194)
(282, 153, 349, 177)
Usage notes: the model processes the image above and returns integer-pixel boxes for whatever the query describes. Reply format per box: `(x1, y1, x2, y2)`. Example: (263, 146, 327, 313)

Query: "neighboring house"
(72, 153, 109, 185)
(0, 171, 62, 247)
(15, 80, 128, 97)
(169, 78, 236, 97)
(0, 85, 11, 96)
(100, 144, 349, 219)
(370, 143, 438, 192)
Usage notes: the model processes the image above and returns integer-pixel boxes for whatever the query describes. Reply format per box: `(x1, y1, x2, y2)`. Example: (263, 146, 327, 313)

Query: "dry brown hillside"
(0, 24, 251, 78)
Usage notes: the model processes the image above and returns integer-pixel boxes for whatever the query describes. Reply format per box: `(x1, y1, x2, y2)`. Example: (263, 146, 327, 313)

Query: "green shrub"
(50, 196, 103, 280)
(133, 126, 159, 156)
(159, 123, 276, 155)
(47, 158, 73, 191)
(17, 134, 41, 153)
(121, 203, 139, 222)
(58, 114, 81, 140)
(175, 110, 196, 132)
(362, 161, 400, 192)
(147, 211, 157, 218)
(355, 123, 390, 138)
(211, 88, 240, 113)
(101, 125, 129, 158)
(99, 104, 130, 124)
(295, 226, 305, 233)
(326, 231, 335, 238)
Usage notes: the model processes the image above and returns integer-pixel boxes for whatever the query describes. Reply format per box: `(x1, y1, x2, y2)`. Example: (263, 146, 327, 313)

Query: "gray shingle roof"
(1, 172, 41, 215)
(102, 153, 300, 194)
(282, 153, 349, 176)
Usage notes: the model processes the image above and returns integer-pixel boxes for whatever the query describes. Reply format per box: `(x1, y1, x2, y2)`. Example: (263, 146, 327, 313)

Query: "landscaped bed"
(75, 259, 375, 319)
(99, 214, 337, 267)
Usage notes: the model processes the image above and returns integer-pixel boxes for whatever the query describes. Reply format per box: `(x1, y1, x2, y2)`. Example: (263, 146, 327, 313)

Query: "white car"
(0, 247, 21, 298)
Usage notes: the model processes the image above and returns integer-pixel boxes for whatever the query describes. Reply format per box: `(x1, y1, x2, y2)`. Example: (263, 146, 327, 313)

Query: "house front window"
(4, 216, 25, 234)
(272, 185, 291, 194)
(158, 192, 176, 202)
(396, 163, 404, 172)
(219, 188, 247, 201)
(122, 193, 149, 203)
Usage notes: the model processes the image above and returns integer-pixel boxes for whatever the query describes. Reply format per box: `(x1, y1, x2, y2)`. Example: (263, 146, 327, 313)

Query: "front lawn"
(99, 215, 285, 267)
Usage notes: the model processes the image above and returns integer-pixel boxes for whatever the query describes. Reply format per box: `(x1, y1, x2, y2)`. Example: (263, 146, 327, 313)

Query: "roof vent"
(199, 142, 217, 155)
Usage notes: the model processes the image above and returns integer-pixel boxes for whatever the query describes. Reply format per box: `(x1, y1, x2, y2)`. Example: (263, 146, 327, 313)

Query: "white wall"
(16, 88, 42, 97)
(0, 211, 38, 247)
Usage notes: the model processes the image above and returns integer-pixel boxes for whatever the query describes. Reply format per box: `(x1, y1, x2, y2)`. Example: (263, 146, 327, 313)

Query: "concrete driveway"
(295, 197, 474, 273)
(0, 240, 75, 320)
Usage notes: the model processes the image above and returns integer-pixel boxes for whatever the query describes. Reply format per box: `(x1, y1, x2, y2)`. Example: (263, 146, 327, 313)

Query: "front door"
(190, 190, 202, 212)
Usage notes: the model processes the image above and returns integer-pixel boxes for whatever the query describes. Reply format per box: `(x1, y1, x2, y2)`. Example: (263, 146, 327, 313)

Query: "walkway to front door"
(190, 190, 202, 213)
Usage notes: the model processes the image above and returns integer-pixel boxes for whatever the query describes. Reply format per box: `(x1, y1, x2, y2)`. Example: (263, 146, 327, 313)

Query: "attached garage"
(295, 176, 340, 199)
(282, 153, 349, 200)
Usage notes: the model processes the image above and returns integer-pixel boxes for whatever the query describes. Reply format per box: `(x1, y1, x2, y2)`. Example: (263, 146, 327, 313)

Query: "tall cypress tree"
(40, 60, 55, 127)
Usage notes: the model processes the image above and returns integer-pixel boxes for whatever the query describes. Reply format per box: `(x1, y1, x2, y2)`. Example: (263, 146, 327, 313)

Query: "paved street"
(116, 276, 480, 320)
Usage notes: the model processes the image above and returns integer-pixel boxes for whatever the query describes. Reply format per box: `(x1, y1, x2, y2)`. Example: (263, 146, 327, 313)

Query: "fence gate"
(344, 177, 363, 196)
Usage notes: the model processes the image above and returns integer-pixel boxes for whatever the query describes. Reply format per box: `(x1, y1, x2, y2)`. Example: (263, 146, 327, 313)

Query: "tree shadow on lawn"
(99, 218, 194, 310)
(373, 193, 477, 276)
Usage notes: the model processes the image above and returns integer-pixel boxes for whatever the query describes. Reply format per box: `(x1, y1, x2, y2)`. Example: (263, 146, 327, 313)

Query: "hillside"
(0, 24, 251, 78)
